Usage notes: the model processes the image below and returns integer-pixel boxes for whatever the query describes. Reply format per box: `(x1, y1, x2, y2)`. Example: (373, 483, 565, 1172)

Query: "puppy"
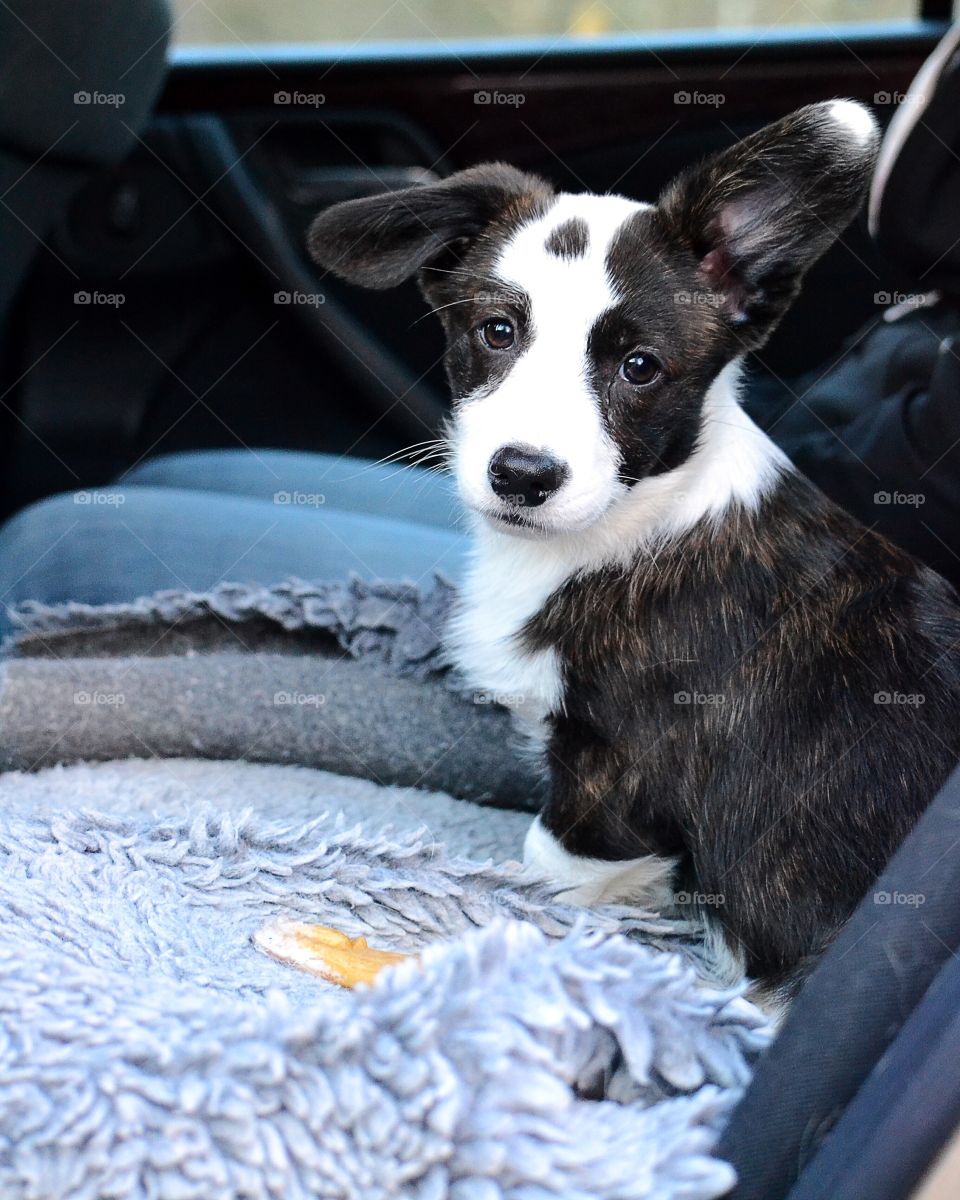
(308, 101, 960, 1003)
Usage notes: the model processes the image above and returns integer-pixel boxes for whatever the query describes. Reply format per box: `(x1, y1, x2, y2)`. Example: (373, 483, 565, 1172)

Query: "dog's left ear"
(307, 163, 553, 290)
(658, 100, 879, 348)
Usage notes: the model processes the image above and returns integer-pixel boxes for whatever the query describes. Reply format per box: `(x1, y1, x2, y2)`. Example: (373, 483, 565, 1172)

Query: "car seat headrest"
(0, 0, 170, 168)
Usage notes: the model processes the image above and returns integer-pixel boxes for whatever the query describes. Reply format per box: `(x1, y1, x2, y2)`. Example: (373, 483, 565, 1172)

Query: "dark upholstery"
(868, 20, 960, 294)
(0, 0, 171, 324)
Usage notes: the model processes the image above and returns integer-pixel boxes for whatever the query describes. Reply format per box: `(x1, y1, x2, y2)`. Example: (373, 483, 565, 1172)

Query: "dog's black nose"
(488, 445, 568, 509)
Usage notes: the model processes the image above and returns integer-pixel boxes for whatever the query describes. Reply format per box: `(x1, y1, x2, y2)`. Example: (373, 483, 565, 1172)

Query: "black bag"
(745, 23, 960, 590)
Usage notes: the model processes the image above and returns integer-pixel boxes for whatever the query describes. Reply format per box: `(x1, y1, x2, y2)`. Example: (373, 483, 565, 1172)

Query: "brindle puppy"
(308, 102, 960, 1006)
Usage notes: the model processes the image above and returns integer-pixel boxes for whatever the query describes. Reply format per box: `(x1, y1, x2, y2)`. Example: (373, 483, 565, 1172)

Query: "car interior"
(0, 4, 947, 519)
(2, 1, 960, 1198)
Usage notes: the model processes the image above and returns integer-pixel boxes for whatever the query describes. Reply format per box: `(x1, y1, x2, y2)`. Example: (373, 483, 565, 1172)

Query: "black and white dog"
(309, 101, 960, 1002)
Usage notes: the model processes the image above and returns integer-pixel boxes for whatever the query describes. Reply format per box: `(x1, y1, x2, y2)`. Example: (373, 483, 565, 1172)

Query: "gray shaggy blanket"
(0, 758, 769, 1200)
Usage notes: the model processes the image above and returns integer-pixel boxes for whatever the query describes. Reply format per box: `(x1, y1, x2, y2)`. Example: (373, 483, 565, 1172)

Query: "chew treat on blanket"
(254, 919, 411, 987)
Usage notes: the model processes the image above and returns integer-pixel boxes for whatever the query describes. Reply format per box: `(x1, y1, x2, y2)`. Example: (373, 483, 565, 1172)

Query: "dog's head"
(309, 101, 878, 537)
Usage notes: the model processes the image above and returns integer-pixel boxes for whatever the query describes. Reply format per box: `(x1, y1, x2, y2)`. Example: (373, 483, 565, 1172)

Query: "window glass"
(170, 0, 919, 49)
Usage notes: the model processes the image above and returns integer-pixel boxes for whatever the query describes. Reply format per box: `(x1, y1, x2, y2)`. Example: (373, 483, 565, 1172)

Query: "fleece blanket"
(0, 759, 768, 1200)
(0, 578, 545, 810)
(0, 581, 770, 1198)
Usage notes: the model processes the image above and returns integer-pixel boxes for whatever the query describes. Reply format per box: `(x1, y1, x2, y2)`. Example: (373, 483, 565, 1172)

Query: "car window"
(170, 0, 920, 48)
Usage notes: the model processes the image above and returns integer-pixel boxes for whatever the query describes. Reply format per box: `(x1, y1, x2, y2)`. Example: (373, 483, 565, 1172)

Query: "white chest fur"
(445, 524, 569, 737)
(445, 364, 789, 742)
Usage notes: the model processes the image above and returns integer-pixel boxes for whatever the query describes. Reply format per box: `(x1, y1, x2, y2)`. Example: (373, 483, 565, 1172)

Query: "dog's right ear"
(307, 163, 553, 290)
(658, 100, 879, 349)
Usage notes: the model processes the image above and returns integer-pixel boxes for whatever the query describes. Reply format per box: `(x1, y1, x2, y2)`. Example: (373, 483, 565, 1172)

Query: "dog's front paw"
(522, 816, 677, 909)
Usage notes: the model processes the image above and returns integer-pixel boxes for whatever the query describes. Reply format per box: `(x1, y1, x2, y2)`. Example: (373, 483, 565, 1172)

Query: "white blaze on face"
(452, 192, 650, 532)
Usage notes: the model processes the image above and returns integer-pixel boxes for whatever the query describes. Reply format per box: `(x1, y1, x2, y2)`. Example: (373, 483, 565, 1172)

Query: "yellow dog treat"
(254, 918, 411, 988)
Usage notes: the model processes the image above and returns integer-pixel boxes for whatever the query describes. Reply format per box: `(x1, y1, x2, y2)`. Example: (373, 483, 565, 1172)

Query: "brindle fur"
(544, 216, 590, 259)
(523, 471, 960, 991)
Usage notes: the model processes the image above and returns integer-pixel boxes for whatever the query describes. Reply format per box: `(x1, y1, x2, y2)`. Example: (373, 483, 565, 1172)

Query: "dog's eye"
(480, 318, 515, 350)
(620, 352, 661, 386)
